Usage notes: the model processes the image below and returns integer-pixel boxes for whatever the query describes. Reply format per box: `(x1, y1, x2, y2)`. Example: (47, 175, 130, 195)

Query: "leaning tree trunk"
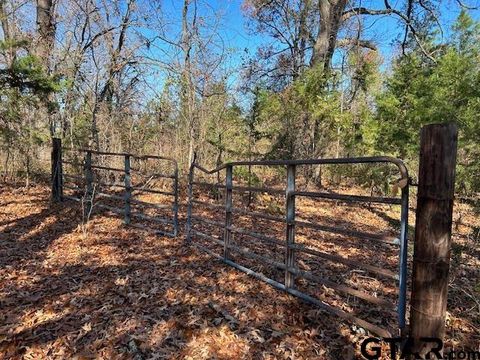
(307, 0, 348, 187)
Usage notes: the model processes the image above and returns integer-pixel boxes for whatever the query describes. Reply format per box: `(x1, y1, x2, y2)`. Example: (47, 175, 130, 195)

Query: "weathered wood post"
(51, 137, 63, 202)
(84, 151, 93, 218)
(285, 164, 296, 288)
(173, 164, 179, 237)
(410, 123, 458, 352)
(124, 154, 131, 225)
(223, 164, 233, 260)
(186, 154, 197, 243)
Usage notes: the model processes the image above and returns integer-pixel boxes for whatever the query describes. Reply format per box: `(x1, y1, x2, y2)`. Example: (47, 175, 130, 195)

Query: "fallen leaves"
(0, 183, 478, 359)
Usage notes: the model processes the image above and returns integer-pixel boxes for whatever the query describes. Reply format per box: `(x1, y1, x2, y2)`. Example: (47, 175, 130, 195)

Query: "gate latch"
(391, 177, 409, 195)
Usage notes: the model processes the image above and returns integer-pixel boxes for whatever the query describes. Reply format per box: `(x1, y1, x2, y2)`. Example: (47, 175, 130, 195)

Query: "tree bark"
(181, 0, 197, 168)
(36, 0, 55, 67)
(0, 0, 16, 65)
(36, 0, 57, 136)
(311, 0, 348, 71)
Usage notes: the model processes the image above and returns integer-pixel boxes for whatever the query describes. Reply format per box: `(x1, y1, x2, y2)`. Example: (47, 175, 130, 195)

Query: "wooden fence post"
(51, 138, 63, 202)
(410, 123, 458, 352)
(124, 154, 131, 225)
(84, 151, 93, 218)
(285, 164, 296, 288)
(186, 154, 197, 243)
(173, 164, 179, 237)
(224, 164, 233, 260)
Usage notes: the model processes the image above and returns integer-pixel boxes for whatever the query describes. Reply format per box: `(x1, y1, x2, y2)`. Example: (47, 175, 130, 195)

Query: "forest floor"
(0, 183, 479, 359)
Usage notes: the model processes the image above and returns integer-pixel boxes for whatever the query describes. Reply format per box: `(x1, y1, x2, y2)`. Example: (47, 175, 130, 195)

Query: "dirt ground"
(0, 183, 478, 359)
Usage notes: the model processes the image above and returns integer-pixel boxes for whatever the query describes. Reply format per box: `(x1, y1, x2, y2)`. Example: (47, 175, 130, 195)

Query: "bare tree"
(243, 0, 449, 84)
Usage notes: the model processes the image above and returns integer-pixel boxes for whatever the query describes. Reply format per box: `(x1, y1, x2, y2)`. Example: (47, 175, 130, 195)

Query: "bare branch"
(342, 6, 437, 63)
(418, 0, 443, 40)
(342, 7, 397, 21)
(401, 0, 414, 55)
(82, 26, 119, 53)
(454, 0, 479, 9)
(337, 38, 377, 51)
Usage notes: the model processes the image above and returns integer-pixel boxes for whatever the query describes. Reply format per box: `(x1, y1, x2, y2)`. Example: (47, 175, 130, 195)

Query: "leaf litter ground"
(0, 184, 478, 359)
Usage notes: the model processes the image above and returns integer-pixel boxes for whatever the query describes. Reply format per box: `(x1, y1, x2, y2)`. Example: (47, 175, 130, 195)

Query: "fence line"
(51, 123, 458, 343)
(186, 156, 410, 337)
(53, 140, 179, 237)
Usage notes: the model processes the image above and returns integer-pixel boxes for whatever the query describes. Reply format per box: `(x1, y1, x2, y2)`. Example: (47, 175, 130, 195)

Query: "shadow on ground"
(0, 184, 362, 359)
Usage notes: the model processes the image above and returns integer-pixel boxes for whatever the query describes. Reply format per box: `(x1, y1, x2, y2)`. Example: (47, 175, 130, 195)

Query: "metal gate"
(60, 147, 179, 237)
(186, 157, 409, 337)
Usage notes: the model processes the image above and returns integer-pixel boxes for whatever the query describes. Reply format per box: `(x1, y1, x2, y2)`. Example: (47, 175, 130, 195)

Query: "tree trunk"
(25, 152, 30, 188)
(0, 0, 15, 65)
(3, 148, 10, 181)
(181, 0, 197, 168)
(311, 0, 348, 71)
(36, 0, 55, 68)
(36, 0, 57, 136)
(293, 0, 311, 78)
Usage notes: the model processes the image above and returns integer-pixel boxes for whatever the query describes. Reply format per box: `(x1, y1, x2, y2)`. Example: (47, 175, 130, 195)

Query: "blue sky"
(158, 0, 479, 57)
(143, 0, 479, 101)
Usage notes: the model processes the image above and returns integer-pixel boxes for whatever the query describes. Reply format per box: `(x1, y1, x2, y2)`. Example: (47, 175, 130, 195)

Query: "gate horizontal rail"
(295, 220, 399, 245)
(60, 146, 179, 237)
(186, 156, 409, 337)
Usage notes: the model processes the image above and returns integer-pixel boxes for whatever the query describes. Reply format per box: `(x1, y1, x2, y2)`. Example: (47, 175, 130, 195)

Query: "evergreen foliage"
(372, 10, 480, 194)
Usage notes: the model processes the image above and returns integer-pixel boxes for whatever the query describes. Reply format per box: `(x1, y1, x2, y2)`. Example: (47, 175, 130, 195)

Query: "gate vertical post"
(224, 164, 233, 260)
(398, 183, 409, 333)
(410, 123, 458, 350)
(124, 154, 131, 225)
(173, 164, 179, 236)
(51, 138, 63, 202)
(285, 164, 296, 288)
(84, 150, 93, 218)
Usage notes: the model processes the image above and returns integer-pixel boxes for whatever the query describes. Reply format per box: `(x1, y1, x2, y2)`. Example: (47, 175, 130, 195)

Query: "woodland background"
(0, 2, 479, 357)
(0, 0, 479, 198)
